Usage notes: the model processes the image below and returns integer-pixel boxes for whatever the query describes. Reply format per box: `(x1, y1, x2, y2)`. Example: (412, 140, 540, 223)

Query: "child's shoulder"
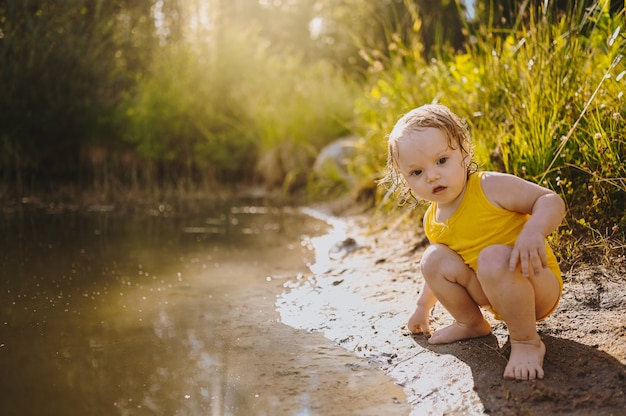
(476, 171, 525, 208)
(477, 171, 520, 188)
(478, 170, 554, 211)
(477, 170, 514, 179)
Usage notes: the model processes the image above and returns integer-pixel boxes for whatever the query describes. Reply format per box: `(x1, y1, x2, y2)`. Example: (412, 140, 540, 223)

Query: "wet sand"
(216, 272, 410, 415)
(277, 206, 626, 415)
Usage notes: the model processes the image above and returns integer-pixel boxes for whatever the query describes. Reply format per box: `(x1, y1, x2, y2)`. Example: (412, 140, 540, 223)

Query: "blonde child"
(385, 104, 565, 380)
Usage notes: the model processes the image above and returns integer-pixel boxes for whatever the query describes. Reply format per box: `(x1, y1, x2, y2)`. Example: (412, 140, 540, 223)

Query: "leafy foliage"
(0, 1, 154, 180)
(352, 0, 625, 262)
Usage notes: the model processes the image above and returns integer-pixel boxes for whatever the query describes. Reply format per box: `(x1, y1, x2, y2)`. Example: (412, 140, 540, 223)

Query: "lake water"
(0, 200, 408, 415)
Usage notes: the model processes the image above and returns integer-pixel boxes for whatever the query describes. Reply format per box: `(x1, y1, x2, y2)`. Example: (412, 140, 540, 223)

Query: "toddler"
(385, 104, 565, 380)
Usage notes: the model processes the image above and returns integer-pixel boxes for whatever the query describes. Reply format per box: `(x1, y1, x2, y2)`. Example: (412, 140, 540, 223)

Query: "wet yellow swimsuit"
(423, 171, 563, 320)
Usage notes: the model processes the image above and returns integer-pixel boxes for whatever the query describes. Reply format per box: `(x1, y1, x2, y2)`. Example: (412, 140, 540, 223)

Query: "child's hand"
(509, 227, 548, 277)
(408, 305, 431, 336)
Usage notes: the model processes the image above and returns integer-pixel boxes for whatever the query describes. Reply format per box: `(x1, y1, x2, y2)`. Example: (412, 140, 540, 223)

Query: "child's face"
(395, 127, 469, 206)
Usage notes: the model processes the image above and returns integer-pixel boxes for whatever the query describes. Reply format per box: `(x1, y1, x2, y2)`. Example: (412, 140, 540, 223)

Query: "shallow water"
(0, 201, 409, 415)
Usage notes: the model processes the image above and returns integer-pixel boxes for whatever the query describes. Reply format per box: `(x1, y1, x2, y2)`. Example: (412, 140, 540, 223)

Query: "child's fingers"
(408, 321, 430, 336)
(530, 247, 548, 275)
(410, 323, 422, 334)
(539, 246, 548, 268)
(511, 247, 548, 277)
(510, 247, 532, 277)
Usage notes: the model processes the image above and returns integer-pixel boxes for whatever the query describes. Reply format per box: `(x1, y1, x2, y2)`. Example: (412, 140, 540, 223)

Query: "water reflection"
(0, 202, 322, 415)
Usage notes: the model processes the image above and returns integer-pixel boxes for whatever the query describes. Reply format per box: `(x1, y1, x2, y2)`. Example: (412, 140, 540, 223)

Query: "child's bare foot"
(428, 319, 491, 344)
(504, 337, 546, 380)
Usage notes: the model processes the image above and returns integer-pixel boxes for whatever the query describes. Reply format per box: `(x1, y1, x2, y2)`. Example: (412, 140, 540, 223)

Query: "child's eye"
(410, 169, 422, 176)
(437, 157, 448, 165)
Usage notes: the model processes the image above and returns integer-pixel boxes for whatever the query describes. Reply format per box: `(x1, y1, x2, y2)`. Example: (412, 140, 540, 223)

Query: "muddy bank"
(277, 208, 626, 415)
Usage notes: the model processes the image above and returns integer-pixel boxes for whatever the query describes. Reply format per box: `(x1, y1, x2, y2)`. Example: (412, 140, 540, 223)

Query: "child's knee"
(477, 245, 511, 282)
(420, 244, 461, 280)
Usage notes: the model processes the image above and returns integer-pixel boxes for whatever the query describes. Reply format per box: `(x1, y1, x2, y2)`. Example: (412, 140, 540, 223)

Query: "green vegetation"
(352, 1, 624, 264)
(0, 1, 624, 262)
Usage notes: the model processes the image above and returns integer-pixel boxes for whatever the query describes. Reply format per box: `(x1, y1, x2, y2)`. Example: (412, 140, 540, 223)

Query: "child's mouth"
(433, 186, 446, 194)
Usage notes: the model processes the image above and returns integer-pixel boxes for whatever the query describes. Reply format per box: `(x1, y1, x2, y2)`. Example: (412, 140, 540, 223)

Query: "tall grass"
(351, 0, 625, 263)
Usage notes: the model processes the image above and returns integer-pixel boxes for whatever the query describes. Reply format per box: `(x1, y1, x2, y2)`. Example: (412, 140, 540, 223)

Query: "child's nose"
(426, 169, 439, 182)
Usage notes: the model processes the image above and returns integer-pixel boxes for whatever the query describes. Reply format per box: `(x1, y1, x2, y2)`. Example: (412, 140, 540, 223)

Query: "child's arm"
(481, 172, 566, 277)
(408, 281, 437, 334)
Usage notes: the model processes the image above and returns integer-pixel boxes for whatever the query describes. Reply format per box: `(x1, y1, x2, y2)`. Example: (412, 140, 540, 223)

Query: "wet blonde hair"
(381, 104, 477, 205)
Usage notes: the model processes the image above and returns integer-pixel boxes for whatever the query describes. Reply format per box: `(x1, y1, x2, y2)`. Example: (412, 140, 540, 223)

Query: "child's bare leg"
(477, 245, 561, 380)
(420, 244, 491, 344)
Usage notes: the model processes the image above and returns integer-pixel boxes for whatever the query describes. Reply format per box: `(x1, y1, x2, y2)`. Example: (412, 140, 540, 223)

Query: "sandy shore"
(277, 206, 626, 415)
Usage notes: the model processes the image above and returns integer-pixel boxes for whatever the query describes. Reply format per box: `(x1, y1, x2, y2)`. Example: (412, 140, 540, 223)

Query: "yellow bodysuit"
(423, 171, 563, 320)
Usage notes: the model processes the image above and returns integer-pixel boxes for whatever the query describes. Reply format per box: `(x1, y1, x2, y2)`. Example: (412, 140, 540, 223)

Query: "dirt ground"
(277, 204, 626, 415)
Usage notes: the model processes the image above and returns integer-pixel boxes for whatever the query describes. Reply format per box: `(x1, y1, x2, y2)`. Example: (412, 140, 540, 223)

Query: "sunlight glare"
(152, 0, 169, 44)
(187, 0, 213, 33)
(309, 16, 324, 40)
(299, 207, 349, 275)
